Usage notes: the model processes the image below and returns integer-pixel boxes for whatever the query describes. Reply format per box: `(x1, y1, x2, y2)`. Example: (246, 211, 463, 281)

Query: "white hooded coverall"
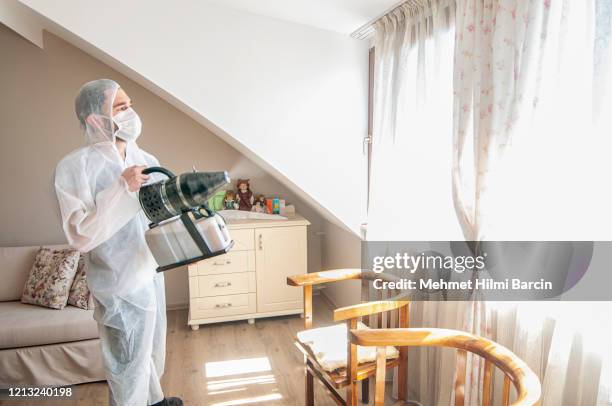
(54, 79, 166, 406)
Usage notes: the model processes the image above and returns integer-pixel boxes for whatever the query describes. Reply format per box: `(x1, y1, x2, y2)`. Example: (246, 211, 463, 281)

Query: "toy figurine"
(251, 195, 269, 213)
(257, 195, 269, 213)
(224, 190, 239, 210)
(235, 179, 254, 211)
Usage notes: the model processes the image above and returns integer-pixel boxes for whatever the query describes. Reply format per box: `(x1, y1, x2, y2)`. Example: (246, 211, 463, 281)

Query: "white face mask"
(113, 107, 142, 141)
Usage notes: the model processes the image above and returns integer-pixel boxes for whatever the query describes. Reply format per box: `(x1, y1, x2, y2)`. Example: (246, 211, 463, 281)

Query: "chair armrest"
(350, 328, 440, 347)
(334, 299, 409, 322)
(349, 328, 542, 406)
(287, 269, 362, 287)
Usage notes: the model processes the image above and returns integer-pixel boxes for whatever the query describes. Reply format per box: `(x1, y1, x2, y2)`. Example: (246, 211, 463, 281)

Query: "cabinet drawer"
(190, 293, 256, 319)
(189, 272, 256, 297)
(192, 250, 255, 276)
(228, 229, 254, 251)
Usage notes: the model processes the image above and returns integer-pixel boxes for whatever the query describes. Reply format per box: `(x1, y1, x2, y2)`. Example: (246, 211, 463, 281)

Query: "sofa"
(0, 245, 105, 388)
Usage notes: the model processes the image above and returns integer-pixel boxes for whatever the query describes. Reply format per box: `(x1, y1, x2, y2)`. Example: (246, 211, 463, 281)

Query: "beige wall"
(320, 220, 362, 308)
(0, 25, 324, 308)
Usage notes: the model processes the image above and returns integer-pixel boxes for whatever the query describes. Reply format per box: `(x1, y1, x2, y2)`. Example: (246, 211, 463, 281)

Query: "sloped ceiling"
(203, 0, 403, 35)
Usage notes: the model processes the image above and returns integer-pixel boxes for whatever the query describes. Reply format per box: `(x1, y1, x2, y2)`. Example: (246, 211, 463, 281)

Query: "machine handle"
(141, 166, 175, 178)
(214, 282, 232, 288)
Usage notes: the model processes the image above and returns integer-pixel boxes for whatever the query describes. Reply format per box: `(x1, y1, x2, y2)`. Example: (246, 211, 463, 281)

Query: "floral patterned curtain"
(452, 0, 612, 405)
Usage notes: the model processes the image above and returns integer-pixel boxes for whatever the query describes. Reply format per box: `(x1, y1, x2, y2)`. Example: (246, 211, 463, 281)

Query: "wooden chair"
(350, 328, 542, 406)
(287, 268, 411, 406)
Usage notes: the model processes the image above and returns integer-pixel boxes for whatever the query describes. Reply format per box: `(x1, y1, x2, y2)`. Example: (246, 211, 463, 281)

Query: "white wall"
(17, 0, 370, 235)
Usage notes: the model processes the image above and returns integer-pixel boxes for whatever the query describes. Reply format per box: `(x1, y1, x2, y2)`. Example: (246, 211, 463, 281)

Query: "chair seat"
(297, 322, 399, 372)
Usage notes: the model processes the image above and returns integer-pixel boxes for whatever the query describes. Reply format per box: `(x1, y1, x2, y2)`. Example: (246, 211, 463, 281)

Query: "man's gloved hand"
(121, 165, 150, 192)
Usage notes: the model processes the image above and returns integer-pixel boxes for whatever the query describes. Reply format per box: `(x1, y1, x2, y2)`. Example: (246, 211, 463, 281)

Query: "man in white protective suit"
(54, 79, 183, 406)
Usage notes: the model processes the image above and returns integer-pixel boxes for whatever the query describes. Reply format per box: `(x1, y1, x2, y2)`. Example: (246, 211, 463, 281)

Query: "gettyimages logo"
(372, 252, 486, 274)
(362, 241, 608, 301)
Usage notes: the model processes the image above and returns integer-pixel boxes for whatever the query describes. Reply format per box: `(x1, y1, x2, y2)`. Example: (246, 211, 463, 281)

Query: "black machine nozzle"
(139, 167, 230, 224)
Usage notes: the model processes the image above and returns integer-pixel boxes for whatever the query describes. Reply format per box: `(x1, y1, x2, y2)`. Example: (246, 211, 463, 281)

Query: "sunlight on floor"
(204, 357, 282, 405)
(205, 357, 272, 378)
(207, 374, 276, 391)
(209, 393, 283, 406)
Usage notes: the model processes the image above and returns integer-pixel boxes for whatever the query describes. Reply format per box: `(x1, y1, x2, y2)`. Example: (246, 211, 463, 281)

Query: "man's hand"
(121, 165, 150, 192)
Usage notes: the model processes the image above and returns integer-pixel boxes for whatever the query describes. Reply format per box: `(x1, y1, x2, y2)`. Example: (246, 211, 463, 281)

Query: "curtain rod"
(350, 0, 437, 40)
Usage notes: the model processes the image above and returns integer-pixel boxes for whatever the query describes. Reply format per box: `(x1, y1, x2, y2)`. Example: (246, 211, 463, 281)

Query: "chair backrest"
(348, 269, 409, 329)
(350, 328, 541, 406)
(287, 268, 409, 330)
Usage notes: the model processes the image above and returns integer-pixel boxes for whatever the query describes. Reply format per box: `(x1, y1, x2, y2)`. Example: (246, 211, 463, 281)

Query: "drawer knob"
(215, 303, 233, 308)
(213, 259, 232, 266)
(214, 282, 232, 288)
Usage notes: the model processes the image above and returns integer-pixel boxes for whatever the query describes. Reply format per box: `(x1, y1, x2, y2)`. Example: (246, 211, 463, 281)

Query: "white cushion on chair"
(297, 322, 399, 372)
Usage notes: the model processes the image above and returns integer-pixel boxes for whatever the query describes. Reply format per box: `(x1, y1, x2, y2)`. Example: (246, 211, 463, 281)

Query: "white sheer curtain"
(453, 0, 612, 404)
(368, 0, 612, 405)
(368, 0, 461, 241)
(367, 1, 466, 404)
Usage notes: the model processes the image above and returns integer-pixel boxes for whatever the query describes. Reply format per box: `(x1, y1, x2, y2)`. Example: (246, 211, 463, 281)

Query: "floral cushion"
(68, 255, 93, 310)
(21, 248, 80, 310)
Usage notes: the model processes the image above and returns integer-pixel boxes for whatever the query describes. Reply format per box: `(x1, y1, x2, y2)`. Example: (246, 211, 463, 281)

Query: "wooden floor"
(0, 295, 394, 406)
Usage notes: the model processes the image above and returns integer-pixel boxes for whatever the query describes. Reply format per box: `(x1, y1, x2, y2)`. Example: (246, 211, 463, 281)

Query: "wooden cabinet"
(188, 214, 308, 329)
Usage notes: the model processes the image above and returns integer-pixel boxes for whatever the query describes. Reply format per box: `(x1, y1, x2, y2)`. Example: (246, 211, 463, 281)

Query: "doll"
(224, 190, 239, 210)
(251, 194, 269, 213)
(235, 179, 254, 211)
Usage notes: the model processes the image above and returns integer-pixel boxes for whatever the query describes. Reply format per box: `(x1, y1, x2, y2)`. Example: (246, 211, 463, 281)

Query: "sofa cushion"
(0, 301, 98, 349)
(0, 245, 69, 302)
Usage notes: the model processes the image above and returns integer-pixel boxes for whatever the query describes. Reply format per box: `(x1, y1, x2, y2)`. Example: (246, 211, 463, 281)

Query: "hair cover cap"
(74, 79, 119, 144)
